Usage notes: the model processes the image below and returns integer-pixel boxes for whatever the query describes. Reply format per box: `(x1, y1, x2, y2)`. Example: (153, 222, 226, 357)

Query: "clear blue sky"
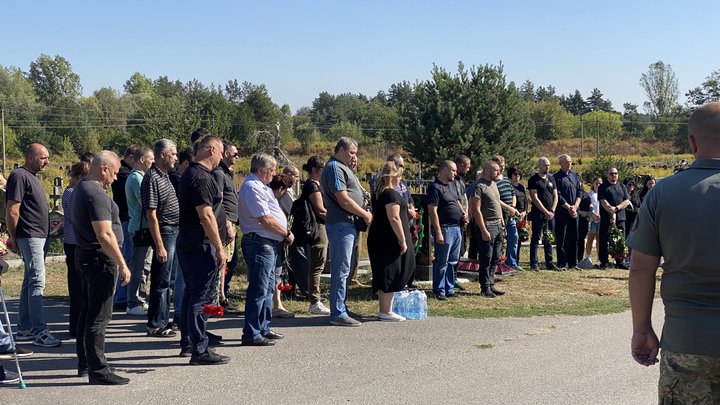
(3, 1, 719, 113)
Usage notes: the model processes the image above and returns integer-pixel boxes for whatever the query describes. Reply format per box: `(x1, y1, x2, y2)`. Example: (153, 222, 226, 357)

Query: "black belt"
(244, 232, 283, 244)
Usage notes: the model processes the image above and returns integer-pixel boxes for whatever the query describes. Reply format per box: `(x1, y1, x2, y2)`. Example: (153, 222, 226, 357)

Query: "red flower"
(202, 305, 225, 317)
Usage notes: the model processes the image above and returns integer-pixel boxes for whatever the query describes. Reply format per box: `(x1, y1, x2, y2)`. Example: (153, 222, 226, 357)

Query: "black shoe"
(546, 263, 562, 271)
(490, 288, 505, 296)
(147, 327, 176, 338)
(480, 289, 496, 298)
(89, 372, 130, 385)
(241, 336, 276, 347)
(406, 283, 419, 290)
(113, 303, 127, 311)
(220, 298, 240, 311)
(78, 368, 88, 377)
(189, 348, 230, 365)
(262, 330, 284, 340)
(446, 292, 456, 298)
(530, 265, 540, 272)
(179, 347, 192, 358)
(207, 331, 223, 342)
(598, 263, 610, 270)
(616, 263, 629, 270)
(435, 294, 447, 301)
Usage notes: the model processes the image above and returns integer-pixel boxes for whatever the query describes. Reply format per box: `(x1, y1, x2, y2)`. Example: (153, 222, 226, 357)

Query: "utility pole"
(596, 119, 600, 157)
(580, 115, 584, 161)
(1, 108, 5, 174)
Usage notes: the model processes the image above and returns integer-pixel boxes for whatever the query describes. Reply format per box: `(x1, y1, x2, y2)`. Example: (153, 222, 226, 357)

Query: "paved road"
(0, 298, 663, 404)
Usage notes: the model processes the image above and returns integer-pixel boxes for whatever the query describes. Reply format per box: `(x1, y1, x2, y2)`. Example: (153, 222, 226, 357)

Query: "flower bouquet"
(608, 224, 628, 262)
(541, 222, 555, 245)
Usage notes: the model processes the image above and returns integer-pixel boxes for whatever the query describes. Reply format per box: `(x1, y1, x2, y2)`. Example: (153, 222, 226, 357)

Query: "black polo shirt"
(6, 166, 49, 238)
(426, 179, 463, 226)
(527, 173, 556, 215)
(178, 162, 226, 236)
(598, 182, 630, 222)
(212, 161, 239, 224)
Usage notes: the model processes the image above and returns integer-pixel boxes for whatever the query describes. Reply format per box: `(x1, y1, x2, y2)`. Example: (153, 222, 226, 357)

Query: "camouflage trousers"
(659, 350, 720, 404)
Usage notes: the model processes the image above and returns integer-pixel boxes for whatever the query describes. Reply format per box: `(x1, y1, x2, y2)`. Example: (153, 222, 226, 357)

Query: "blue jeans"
(530, 216, 555, 268)
(241, 233, 280, 341)
(505, 218, 519, 268)
(146, 226, 178, 330)
(127, 239, 151, 309)
(113, 221, 133, 305)
(16, 237, 48, 334)
(432, 226, 461, 297)
(326, 221, 358, 319)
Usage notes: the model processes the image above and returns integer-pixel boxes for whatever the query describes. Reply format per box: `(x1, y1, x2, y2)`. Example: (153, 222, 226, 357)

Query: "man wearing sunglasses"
(213, 140, 241, 310)
(598, 167, 630, 269)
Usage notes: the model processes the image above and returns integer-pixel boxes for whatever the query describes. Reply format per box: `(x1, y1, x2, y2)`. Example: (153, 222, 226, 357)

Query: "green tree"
(640, 61, 679, 117)
(586, 88, 614, 112)
(399, 62, 535, 175)
(578, 111, 624, 145)
(0, 65, 44, 155)
(686, 69, 720, 107)
(560, 90, 589, 115)
(28, 54, 82, 106)
(529, 100, 575, 140)
(519, 80, 535, 102)
(534, 85, 558, 102)
(124, 72, 154, 95)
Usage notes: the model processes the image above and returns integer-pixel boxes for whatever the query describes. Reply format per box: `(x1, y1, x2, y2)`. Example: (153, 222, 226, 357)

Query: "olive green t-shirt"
(473, 178, 503, 223)
(627, 158, 720, 356)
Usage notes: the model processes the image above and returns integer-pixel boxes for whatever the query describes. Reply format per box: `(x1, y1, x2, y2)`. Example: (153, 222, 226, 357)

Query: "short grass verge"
(0, 261, 660, 319)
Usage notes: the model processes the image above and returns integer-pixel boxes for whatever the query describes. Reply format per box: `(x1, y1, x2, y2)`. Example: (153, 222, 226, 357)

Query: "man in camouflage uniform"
(628, 102, 720, 404)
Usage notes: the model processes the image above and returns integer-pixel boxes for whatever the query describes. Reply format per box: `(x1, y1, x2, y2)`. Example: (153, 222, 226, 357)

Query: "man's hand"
(118, 265, 131, 286)
(227, 223, 236, 241)
(0, 259, 9, 274)
(215, 249, 227, 267)
(544, 211, 554, 221)
(399, 239, 407, 255)
(155, 245, 168, 263)
(408, 206, 417, 220)
(481, 229, 491, 241)
(7, 238, 17, 254)
(611, 212, 616, 224)
(435, 230, 445, 245)
(363, 211, 373, 225)
(285, 231, 295, 245)
(631, 331, 659, 366)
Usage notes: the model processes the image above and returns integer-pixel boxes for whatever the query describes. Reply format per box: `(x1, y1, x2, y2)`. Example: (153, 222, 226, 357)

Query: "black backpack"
(290, 196, 319, 246)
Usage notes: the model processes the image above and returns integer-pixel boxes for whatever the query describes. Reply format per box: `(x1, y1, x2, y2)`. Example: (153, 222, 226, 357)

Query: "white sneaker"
(142, 302, 149, 311)
(126, 306, 147, 316)
(309, 302, 330, 315)
(32, 330, 61, 348)
(0, 367, 19, 384)
(14, 329, 33, 341)
(376, 312, 406, 322)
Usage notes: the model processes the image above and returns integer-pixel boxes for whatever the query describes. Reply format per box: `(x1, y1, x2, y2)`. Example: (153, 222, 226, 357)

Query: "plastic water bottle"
(392, 291, 402, 315)
(397, 291, 410, 318)
(418, 291, 427, 319)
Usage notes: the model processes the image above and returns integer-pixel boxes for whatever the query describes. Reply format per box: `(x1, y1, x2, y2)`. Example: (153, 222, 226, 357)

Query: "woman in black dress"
(368, 161, 415, 322)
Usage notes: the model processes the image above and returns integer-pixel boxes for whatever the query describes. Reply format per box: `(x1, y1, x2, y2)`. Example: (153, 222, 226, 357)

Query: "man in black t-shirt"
(5, 143, 61, 347)
(527, 157, 560, 271)
(427, 160, 465, 299)
(176, 135, 230, 365)
(71, 151, 131, 385)
(111, 145, 137, 310)
(598, 167, 631, 269)
(212, 141, 240, 304)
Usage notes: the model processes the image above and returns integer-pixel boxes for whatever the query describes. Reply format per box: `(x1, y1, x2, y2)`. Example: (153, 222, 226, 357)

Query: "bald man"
(5, 143, 62, 347)
(628, 102, 720, 402)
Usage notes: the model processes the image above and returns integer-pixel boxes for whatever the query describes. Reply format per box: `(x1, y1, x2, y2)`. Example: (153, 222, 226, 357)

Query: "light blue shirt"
(238, 173, 287, 242)
(125, 170, 146, 233)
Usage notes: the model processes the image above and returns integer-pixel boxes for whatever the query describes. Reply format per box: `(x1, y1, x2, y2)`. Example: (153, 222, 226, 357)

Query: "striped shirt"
(141, 164, 179, 226)
(62, 187, 76, 244)
(496, 177, 514, 205)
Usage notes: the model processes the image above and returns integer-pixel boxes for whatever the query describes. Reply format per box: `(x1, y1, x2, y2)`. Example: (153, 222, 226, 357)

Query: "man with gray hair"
(176, 134, 229, 364)
(238, 153, 292, 344)
(321, 137, 372, 326)
(142, 138, 180, 337)
(628, 102, 720, 402)
(71, 150, 131, 384)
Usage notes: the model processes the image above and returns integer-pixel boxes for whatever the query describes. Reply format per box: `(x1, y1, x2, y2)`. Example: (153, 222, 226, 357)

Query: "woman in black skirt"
(367, 161, 415, 322)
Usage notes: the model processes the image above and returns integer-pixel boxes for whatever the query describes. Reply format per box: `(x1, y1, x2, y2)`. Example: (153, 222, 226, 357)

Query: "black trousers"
(477, 222, 503, 289)
(554, 213, 578, 267)
(64, 243, 81, 338)
(76, 248, 117, 378)
(599, 220, 625, 266)
(577, 218, 589, 263)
